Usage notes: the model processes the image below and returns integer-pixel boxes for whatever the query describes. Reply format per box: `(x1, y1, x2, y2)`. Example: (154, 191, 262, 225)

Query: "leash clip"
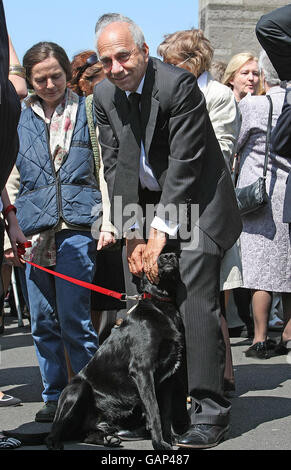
(121, 294, 143, 302)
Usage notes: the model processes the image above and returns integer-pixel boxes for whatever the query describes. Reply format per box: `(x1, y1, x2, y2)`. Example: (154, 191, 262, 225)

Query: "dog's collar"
(142, 292, 173, 302)
(123, 293, 173, 303)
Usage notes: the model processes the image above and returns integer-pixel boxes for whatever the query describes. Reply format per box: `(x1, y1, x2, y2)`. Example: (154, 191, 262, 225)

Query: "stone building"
(199, 0, 288, 63)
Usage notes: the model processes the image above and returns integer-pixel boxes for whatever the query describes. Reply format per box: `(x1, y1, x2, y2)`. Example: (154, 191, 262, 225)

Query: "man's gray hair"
(258, 49, 281, 86)
(95, 13, 145, 56)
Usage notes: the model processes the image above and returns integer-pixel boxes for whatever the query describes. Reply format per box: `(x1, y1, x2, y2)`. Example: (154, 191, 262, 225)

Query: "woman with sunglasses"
(7, 41, 115, 422)
(68, 50, 105, 96)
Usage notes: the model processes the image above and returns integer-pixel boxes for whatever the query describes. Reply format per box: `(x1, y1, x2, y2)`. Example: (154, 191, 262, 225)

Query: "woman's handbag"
(234, 95, 273, 216)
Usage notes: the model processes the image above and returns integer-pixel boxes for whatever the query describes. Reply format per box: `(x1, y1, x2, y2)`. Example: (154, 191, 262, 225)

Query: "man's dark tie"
(112, 92, 142, 233)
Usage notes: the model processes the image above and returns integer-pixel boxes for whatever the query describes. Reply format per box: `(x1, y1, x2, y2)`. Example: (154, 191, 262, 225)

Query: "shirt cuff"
(151, 216, 179, 236)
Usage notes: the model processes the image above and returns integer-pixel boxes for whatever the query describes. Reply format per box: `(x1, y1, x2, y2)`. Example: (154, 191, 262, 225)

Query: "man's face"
(97, 22, 149, 92)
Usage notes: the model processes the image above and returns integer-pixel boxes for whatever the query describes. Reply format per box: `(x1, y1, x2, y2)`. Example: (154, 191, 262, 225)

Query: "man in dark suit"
(94, 13, 242, 449)
(256, 4, 291, 225)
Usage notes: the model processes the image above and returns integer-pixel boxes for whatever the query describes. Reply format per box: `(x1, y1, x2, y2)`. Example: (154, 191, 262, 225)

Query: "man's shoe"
(116, 426, 150, 441)
(35, 401, 58, 423)
(176, 424, 229, 449)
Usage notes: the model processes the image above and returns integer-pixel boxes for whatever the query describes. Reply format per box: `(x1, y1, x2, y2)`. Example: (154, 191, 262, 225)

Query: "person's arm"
(1, 187, 27, 266)
(155, 73, 206, 218)
(236, 96, 253, 154)
(271, 86, 291, 157)
(8, 36, 27, 100)
(95, 128, 116, 250)
(207, 83, 241, 170)
(143, 74, 207, 283)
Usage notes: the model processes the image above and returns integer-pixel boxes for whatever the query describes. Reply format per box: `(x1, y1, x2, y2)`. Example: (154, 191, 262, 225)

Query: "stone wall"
(199, 0, 287, 63)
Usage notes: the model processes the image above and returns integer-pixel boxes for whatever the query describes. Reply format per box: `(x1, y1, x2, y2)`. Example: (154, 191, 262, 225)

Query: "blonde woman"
(222, 52, 260, 102)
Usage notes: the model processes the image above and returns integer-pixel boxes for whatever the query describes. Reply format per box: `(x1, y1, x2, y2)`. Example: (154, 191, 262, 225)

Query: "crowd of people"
(0, 0, 290, 450)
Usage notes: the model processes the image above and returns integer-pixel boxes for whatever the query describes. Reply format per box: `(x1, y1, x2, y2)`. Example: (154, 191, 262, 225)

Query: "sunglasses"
(75, 54, 99, 81)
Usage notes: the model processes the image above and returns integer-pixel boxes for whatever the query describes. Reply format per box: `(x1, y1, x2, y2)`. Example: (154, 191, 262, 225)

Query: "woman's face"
(230, 59, 260, 101)
(30, 56, 67, 107)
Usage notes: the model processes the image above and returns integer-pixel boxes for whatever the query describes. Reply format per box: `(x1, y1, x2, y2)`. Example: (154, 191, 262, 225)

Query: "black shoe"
(35, 401, 58, 423)
(245, 339, 275, 359)
(116, 426, 150, 441)
(0, 394, 22, 407)
(176, 424, 229, 449)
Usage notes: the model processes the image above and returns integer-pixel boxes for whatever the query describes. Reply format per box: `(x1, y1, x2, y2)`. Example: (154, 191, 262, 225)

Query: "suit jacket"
(201, 71, 241, 169)
(256, 4, 291, 81)
(271, 87, 291, 223)
(94, 57, 242, 250)
(0, 0, 21, 192)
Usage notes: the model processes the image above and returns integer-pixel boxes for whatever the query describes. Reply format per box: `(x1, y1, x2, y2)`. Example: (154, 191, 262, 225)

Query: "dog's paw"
(83, 432, 121, 448)
(104, 435, 122, 447)
(45, 436, 64, 450)
(153, 440, 172, 450)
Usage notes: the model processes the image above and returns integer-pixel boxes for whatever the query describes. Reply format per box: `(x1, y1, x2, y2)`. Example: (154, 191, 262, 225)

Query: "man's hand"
(126, 235, 146, 277)
(142, 228, 167, 284)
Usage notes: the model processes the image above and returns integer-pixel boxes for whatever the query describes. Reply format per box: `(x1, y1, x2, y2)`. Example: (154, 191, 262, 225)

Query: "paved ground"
(1, 311, 291, 455)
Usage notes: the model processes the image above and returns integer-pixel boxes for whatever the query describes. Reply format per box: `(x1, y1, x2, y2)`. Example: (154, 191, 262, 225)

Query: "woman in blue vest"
(10, 42, 115, 422)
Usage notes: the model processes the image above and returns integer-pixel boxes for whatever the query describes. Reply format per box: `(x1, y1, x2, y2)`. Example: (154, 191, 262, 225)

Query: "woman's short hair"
(95, 13, 145, 54)
(258, 49, 280, 86)
(157, 29, 213, 77)
(222, 52, 258, 89)
(68, 50, 103, 96)
(23, 42, 71, 88)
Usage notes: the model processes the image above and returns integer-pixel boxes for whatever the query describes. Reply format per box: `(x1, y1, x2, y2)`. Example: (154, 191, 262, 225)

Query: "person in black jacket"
(0, 0, 27, 406)
(0, 0, 21, 191)
(256, 4, 291, 360)
(94, 13, 242, 448)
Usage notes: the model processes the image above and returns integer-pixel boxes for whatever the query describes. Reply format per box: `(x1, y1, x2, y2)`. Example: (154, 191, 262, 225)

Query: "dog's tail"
(47, 376, 94, 449)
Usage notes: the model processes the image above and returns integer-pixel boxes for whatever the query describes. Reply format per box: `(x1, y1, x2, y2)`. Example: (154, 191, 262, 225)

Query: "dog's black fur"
(46, 252, 188, 450)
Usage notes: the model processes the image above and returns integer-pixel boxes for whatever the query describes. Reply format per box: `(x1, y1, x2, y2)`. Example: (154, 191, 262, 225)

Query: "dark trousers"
(122, 225, 231, 426)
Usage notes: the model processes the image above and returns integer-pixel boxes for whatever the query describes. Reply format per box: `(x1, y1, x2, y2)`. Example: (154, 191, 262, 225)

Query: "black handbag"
(234, 95, 273, 216)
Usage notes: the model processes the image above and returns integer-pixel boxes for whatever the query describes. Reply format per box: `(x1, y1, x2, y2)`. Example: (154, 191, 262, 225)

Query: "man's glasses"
(99, 49, 136, 71)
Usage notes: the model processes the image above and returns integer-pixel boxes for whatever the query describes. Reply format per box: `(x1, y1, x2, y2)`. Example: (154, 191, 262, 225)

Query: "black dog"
(46, 252, 188, 450)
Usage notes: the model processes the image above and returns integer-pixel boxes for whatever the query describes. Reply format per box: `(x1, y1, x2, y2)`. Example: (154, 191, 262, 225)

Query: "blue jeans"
(25, 230, 99, 402)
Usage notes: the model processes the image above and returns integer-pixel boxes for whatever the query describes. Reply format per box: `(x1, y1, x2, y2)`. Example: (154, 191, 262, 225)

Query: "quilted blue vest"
(15, 97, 102, 236)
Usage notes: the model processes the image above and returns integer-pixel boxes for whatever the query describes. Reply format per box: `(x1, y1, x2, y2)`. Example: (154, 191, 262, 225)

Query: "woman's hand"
(5, 214, 28, 267)
(97, 231, 116, 251)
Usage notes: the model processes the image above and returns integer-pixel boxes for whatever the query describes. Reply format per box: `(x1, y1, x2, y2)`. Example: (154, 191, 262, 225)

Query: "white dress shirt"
(126, 77, 178, 236)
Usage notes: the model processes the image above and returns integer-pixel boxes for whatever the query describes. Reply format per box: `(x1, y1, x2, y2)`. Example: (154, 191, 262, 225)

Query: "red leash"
(17, 242, 126, 301)
(17, 243, 173, 303)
